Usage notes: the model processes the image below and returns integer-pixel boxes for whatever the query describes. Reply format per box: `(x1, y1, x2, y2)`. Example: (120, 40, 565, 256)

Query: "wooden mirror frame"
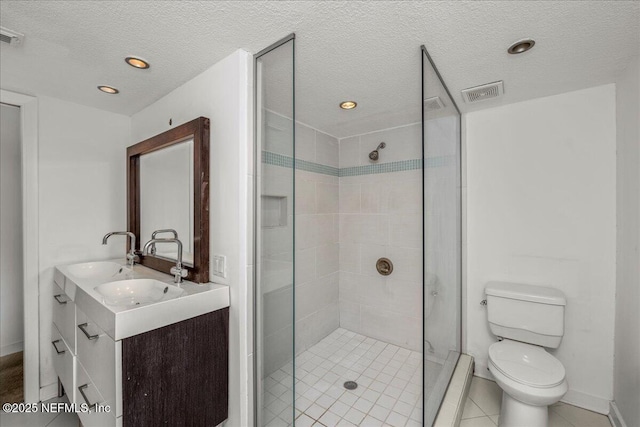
(127, 116, 210, 283)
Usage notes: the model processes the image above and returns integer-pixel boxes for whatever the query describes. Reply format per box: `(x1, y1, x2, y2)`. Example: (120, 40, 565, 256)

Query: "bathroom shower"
(368, 142, 386, 161)
(255, 37, 462, 427)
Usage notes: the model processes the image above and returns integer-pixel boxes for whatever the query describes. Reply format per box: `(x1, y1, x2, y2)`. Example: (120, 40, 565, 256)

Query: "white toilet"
(485, 281, 569, 427)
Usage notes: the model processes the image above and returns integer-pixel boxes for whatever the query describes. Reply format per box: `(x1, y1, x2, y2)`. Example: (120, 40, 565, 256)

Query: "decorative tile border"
(297, 158, 340, 177)
(262, 151, 340, 176)
(262, 150, 453, 177)
(262, 151, 339, 176)
(340, 159, 422, 177)
(262, 150, 293, 169)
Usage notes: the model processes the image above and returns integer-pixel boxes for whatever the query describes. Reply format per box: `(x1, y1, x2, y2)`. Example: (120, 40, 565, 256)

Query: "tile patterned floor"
(462, 376, 613, 427)
(263, 328, 424, 427)
(0, 395, 79, 427)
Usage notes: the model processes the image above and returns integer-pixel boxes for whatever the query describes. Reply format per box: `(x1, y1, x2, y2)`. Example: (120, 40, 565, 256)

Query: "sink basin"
(94, 279, 184, 307)
(67, 261, 129, 280)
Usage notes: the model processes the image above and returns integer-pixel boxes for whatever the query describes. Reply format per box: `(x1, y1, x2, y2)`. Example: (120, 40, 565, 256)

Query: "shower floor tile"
(263, 328, 424, 427)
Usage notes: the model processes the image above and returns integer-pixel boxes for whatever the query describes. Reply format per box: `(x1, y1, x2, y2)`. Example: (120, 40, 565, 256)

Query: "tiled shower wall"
(261, 111, 340, 375)
(294, 119, 341, 356)
(338, 124, 423, 351)
(262, 117, 440, 371)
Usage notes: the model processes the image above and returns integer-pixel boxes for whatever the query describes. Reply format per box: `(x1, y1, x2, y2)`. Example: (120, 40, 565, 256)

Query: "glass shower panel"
(422, 46, 462, 426)
(255, 36, 295, 427)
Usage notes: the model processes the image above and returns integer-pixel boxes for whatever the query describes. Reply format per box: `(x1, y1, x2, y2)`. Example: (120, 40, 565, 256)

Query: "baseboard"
(608, 401, 628, 427)
(39, 382, 58, 402)
(562, 389, 610, 415)
(1, 341, 24, 357)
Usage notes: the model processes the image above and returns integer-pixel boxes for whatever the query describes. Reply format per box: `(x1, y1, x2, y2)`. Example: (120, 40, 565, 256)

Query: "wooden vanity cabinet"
(122, 307, 229, 426)
(52, 283, 229, 427)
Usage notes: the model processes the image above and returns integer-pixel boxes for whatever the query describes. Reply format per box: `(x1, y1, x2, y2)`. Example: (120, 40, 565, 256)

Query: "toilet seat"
(489, 340, 565, 388)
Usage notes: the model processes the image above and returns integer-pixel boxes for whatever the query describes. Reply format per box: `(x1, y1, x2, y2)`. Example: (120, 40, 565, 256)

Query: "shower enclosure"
(254, 35, 461, 426)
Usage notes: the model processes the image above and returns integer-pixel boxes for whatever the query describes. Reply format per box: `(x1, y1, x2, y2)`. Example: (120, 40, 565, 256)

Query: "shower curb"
(433, 354, 474, 427)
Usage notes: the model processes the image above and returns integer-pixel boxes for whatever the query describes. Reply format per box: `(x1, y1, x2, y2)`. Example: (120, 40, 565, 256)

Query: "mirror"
(139, 139, 194, 265)
(127, 117, 209, 283)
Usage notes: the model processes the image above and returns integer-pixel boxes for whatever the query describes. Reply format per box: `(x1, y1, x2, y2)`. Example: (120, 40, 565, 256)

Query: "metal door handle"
(78, 323, 99, 340)
(51, 340, 65, 354)
(78, 384, 97, 410)
(53, 294, 68, 304)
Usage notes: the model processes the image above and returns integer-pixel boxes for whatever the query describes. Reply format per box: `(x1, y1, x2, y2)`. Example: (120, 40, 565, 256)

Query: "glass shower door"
(422, 46, 462, 425)
(255, 35, 296, 427)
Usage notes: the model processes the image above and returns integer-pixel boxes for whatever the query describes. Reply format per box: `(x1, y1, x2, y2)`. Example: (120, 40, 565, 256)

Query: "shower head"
(368, 142, 386, 161)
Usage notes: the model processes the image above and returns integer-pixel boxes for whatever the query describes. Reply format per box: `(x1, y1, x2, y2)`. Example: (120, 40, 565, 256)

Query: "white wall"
(423, 116, 462, 365)
(1, 103, 24, 357)
(466, 84, 617, 413)
(613, 55, 640, 427)
(38, 96, 131, 393)
(130, 49, 252, 427)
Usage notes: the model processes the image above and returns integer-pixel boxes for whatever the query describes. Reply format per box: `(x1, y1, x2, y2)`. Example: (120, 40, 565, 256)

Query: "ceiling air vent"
(423, 96, 445, 112)
(461, 81, 504, 103)
(0, 27, 25, 47)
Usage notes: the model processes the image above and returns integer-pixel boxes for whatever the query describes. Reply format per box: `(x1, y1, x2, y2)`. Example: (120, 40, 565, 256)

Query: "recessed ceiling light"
(508, 38, 535, 54)
(97, 85, 119, 94)
(340, 101, 357, 110)
(125, 56, 150, 69)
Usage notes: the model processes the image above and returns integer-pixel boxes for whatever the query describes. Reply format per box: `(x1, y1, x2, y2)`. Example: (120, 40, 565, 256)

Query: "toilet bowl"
(484, 281, 569, 427)
(488, 340, 568, 427)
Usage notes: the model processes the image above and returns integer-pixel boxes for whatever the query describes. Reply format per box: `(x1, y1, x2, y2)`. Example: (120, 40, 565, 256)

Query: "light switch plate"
(212, 254, 226, 278)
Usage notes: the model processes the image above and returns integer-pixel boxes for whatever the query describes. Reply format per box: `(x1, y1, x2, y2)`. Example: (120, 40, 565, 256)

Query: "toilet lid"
(489, 340, 566, 388)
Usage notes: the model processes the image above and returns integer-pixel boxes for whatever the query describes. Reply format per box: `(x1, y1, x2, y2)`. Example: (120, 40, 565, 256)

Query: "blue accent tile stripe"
(296, 158, 340, 176)
(262, 150, 452, 176)
(339, 159, 423, 177)
(262, 151, 339, 176)
(262, 150, 294, 169)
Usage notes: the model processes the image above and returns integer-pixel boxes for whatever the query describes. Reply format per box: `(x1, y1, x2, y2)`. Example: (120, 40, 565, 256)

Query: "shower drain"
(343, 381, 358, 390)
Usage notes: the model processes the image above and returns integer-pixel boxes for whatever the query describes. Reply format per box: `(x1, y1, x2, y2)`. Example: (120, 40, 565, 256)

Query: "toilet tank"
(485, 281, 567, 348)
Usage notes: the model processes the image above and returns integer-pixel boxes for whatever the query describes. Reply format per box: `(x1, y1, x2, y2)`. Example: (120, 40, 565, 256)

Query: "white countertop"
(55, 259, 229, 340)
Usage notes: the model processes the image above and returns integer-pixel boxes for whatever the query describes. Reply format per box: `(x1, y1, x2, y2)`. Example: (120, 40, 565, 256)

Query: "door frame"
(1, 89, 39, 403)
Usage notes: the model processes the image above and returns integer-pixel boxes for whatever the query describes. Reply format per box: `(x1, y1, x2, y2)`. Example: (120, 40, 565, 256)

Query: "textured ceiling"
(1, 1, 638, 137)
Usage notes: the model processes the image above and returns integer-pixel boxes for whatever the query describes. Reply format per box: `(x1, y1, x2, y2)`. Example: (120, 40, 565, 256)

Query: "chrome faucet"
(142, 238, 188, 283)
(149, 229, 178, 255)
(102, 231, 138, 268)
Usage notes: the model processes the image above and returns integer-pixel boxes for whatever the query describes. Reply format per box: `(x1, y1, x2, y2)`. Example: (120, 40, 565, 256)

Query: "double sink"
(55, 259, 229, 340)
(68, 261, 184, 307)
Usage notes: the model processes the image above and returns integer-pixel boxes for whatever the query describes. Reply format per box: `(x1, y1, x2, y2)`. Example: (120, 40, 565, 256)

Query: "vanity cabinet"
(50, 326, 75, 404)
(51, 274, 229, 427)
(52, 281, 76, 352)
(122, 308, 229, 426)
(75, 307, 121, 425)
(52, 276, 77, 406)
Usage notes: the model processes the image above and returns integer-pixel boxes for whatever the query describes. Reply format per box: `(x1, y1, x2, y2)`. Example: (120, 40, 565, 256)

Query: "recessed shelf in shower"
(261, 195, 287, 227)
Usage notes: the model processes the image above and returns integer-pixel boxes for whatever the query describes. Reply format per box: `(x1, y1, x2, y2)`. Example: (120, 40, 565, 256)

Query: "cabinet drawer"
(53, 268, 66, 290)
(76, 360, 118, 427)
(76, 308, 120, 417)
(52, 283, 76, 353)
(51, 325, 75, 405)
